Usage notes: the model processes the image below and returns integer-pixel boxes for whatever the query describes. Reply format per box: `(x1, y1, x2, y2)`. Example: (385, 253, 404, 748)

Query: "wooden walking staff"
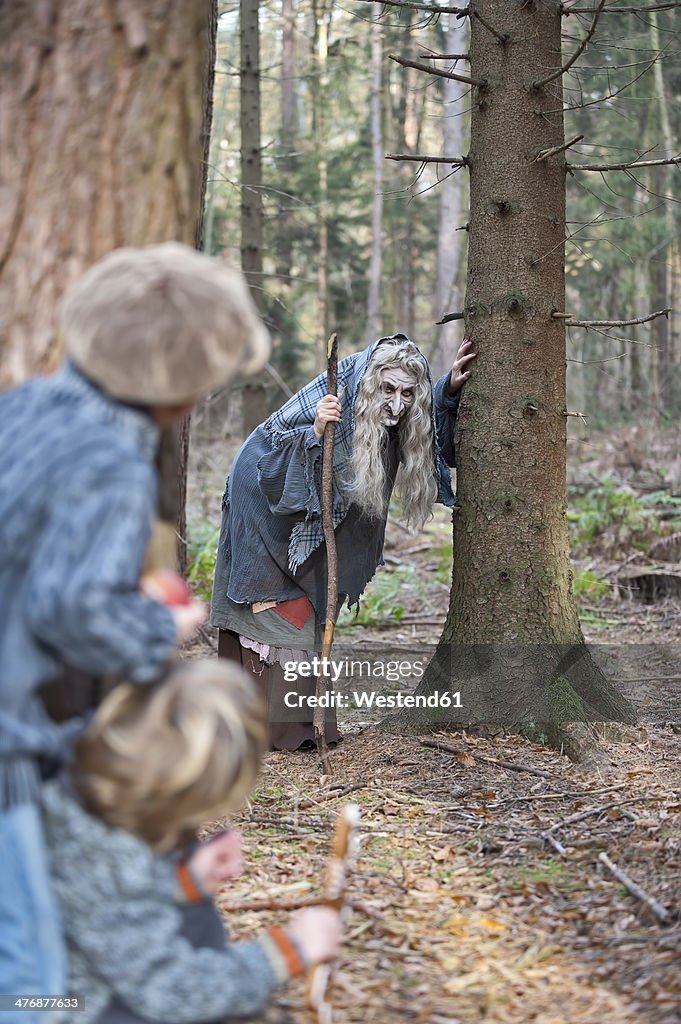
(313, 333, 339, 770)
(307, 803, 361, 1024)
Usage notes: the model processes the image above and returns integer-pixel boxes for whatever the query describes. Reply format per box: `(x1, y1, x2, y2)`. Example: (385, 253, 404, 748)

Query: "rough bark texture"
(0, 0, 215, 386)
(451, 0, 573, 644)
(398, 0, 634, 751)
(0, 0, 217, 571)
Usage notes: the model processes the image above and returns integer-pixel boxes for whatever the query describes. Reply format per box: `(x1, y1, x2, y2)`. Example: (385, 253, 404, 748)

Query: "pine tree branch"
(355, 0, 469, 15)
(418, 52, 470, 60)
(554, 309, 671, 327)
(388, 52, 485, 86)
(534, 0, 606, 89)
(563, 1, 681, 13)
(436, 311, 465, 324)
(567, 155, 681, 171)
(385, 152, 469, 164)
(470, 8, 509, 43)
(535, 134, 584, 161)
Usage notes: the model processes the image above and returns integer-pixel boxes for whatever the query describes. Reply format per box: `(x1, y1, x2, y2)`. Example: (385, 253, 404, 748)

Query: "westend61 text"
(284, 691, 462, 709)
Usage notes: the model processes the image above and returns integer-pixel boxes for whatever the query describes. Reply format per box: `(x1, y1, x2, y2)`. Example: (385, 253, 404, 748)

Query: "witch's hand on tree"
(448, 338, 477, 394)
(313, 393, 343, 440)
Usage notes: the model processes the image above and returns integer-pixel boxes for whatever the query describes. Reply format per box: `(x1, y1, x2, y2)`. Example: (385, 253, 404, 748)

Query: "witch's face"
(379, 367, 417, 426)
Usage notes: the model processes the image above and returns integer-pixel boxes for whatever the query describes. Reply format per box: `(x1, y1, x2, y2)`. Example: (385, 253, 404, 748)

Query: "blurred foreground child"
(0, 242, 269, 1009)
(42, 659, 341, 1024)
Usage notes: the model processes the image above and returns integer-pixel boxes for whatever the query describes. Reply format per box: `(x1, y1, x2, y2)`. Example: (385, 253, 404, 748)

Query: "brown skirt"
(217, 629, 340, 751)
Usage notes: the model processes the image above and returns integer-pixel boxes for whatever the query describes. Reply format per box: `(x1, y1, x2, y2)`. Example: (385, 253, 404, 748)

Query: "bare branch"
(535, 134, 584, 162)
(470, 8, 509, 43)
(534, 0, 606, 89)
(568, 155, 681, 171)
(599, 853, 669, 924)
(560, 56, 658, 114)
(563, 1, 681, 13)
(555, 308, 671, 328)
(436, 311, 465, 324)
(388, 52, 485, 87)
(354, 0, 469, 14)
(386, 152, 469, 165)
(418, 52, 470, 60)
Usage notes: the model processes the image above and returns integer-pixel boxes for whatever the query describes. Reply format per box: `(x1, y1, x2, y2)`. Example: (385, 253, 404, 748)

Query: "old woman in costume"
(210, 334, 475, 749)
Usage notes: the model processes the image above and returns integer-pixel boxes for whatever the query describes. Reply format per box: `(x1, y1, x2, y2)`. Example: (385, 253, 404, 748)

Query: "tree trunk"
(650, 11, 674, 418)
(0, 0, 218, 572)
(0, 0, 216, 385)
(240, 0, 264, 314)
(396, 0, 634, 756)
(204, 67, 230, 257)
(276, 0, 297, 280)
(449, 0, 573, 643)
(366, 11, 384, 343)
(431, 15, 469, 378)
(398, 28, 423, 340)
(313, 0, 333, 372)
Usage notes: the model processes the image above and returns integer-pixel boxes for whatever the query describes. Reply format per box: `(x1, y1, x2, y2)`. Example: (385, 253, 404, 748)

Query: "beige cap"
(62, 243, 270, 405)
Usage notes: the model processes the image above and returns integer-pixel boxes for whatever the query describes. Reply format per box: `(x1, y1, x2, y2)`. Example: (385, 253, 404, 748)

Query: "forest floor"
(187, 418, 681, 1023)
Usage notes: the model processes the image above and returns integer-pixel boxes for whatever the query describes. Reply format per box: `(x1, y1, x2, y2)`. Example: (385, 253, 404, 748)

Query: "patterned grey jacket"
(0, 362, 176, 807)
(42, 782, 296, 1024)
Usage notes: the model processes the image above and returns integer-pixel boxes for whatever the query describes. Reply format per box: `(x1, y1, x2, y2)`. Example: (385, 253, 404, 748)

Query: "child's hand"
(286, 906, 342, 966)
(169, 600, 208, 643)
(187, 829, 243, 894)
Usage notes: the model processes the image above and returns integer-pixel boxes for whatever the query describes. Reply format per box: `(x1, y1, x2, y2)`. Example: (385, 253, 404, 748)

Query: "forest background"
(191, 0, 681, 653)
(203, 0, 681, 408)
(1, 1, 680, 1018)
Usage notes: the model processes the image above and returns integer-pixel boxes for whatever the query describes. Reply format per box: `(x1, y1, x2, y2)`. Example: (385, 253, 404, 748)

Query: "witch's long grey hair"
(347, 340, 439, 529)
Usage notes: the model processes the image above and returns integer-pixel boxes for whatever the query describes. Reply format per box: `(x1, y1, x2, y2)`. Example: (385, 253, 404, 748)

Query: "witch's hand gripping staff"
(307, 804, 361, 1024)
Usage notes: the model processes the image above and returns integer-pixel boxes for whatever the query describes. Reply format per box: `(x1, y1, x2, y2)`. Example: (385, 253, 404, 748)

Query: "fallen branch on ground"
(421, 739, 555, 779)
(598, 851, 670, 923)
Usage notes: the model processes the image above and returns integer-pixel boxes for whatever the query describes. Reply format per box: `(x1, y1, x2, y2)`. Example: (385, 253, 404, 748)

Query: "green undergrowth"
(186, 520, 220, 601)
(568, 479, 681, 559)
(572, 567, 610, 601)
(504, 858, 583, 893)
(337, 565, 418, 630)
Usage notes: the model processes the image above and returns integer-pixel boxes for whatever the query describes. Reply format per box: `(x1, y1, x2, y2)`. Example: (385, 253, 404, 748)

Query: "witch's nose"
(390, 392, 402, 415)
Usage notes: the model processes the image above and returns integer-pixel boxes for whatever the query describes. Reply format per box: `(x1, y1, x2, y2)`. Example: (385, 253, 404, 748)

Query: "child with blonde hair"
(42, 659, 340, 1024)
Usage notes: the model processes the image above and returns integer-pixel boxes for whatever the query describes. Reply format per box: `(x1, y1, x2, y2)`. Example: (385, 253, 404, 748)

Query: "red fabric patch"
(273, 596, 314, 629)
(176, 862, 203, 904)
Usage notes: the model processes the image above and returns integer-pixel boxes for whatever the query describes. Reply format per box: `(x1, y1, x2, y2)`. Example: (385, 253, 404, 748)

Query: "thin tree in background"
(432, 14, 469, 378)
(240, 0, 264, 314)
(367, 10, 384, 341)
(650, 10, 675, 417)
(313, 0, 334, 371)
(277, 0, 298, 282)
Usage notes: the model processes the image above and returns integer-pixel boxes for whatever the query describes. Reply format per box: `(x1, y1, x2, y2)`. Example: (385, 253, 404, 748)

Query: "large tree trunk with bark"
(0, 0, 215, 384)
(396, 0, 634, 759)
(0, 0, 217, 569)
